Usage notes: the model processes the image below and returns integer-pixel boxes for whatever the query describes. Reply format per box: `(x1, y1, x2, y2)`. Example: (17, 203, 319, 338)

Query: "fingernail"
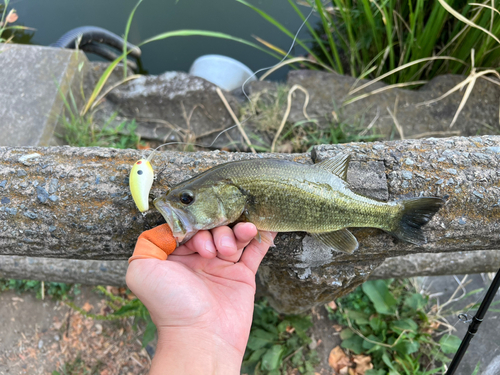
(221, 236, 234, 250)
(205, 241, 216, 254)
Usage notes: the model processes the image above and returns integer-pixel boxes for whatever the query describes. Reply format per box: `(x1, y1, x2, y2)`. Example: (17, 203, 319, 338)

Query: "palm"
(127, 224, 275, 354)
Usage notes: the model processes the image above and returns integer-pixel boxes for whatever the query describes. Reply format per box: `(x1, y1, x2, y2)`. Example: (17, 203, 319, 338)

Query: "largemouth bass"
(153, 154, 444, 253)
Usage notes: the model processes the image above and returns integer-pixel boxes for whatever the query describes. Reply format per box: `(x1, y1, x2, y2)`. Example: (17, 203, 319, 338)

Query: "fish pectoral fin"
(310, 229, 359, 254)
(314, 153, 351, 181)
(254, 231, 262, 243)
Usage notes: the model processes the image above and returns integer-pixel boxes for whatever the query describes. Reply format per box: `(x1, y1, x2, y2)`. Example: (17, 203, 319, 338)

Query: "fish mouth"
(153, 198, 196, 244)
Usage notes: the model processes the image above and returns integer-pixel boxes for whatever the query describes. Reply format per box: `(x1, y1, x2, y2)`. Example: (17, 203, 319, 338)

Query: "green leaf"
(341, 334, 364, 354)
(340, 328, 354, 340)
(393, 339, 420, 355)
(346, 310, 370, 325)
(391, 318, 418, 334)
(471, 361, 481, 375)
(362, 280, 398, 315)
(247, 336, 271, 351)
(252, 328, 277, 341)
(362, 334, 381, 350)
(382, 352, 397, 371)
(404, 293, 427, 311)
(439, 334, 462, 354)
(246, 348, 268, 364)
(261, 345, 285, 371)
(369, 316, 387, 334)
(141, 319, 157, 348)
(140, 29, 275, 59)
(366, 370, 386, 375)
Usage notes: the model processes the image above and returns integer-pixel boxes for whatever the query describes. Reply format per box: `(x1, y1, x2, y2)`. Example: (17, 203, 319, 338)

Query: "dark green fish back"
(182, 158, 398, 233)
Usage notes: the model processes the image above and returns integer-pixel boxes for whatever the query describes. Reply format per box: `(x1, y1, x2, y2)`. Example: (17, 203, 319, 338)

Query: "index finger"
(239, 231, 277, 274)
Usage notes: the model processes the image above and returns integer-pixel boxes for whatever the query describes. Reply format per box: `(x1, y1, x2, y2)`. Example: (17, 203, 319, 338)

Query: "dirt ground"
(0, 284, 343, 375)
(0, 286, 152, 375)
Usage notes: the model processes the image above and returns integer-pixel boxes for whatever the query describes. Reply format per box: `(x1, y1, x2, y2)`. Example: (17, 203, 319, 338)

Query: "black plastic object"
(50, 26, 141, 71)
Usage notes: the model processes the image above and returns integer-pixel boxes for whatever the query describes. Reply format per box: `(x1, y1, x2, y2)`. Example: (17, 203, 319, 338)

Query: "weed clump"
(328, 279, 461, 374)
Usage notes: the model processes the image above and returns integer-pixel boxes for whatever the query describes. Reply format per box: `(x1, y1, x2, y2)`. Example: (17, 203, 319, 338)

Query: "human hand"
(126, 223, 276, 374)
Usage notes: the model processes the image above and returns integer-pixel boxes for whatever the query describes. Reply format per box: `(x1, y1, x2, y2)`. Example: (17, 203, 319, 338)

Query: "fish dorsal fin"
(315, 153, 351, 181)
(310, 228, 359, 254)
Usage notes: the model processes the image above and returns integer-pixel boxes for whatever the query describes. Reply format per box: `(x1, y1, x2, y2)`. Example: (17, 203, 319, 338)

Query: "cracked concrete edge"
(1, 249, 498, 288)
(2, 135, 500, 312)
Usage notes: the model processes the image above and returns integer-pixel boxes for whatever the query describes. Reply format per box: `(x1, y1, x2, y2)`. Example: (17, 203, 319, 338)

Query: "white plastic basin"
(189, 54, 256, 91)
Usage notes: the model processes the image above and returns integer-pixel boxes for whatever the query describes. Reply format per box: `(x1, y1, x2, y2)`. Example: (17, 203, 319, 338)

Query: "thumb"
(128, 224, 177, 263)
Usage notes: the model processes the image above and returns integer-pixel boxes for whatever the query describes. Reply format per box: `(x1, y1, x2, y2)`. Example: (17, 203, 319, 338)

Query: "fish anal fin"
(310, 228, 359, 254)
(315, 153, 351, 181)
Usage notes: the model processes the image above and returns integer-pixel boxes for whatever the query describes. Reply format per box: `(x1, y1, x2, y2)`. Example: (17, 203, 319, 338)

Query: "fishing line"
(240, 6, 315, 105)
(144, 4, 316, 165)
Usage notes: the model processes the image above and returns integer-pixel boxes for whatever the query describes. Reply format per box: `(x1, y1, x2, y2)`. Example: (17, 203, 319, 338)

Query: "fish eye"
(179, 191, 194, 205)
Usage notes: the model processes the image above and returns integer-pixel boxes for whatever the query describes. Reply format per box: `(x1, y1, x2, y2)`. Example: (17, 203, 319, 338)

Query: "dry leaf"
(5, 10, 18, 24)
(329, 346, 350, 371)
(430, 321, 440, 330)
(82, 302, 94, 312)
(106, 286, 120, 295)
(338, 355, 353, 370)
(353, 354, 373, 375)
(328, 300, 337, 310)
(329, 346, 346, 370)
(339, 366, 349, 375)
(137, 142, 150, 150)
(349, 368, 357, 375)
(333, 324, 343, 332)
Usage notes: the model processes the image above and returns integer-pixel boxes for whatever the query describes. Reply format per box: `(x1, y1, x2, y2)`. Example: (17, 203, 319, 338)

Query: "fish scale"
(154, 155, 444, 253)
(193, 159, 398, 233)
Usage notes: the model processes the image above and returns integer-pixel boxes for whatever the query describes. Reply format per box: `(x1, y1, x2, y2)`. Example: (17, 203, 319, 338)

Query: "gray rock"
(48, 179, 59, 194)
(0, 44, 92, 146)
(94, 72, 245, 149)
(36, 186, 49, 203)
(283, 70, 500, 139)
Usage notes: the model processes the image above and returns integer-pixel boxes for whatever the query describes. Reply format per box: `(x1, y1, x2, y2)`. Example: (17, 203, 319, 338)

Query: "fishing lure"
(129, 153, 155, 213)
(128, 125, 239, 213)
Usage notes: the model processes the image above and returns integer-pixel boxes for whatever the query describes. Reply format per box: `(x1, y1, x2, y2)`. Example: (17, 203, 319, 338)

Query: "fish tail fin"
(390, 197, 444, 245)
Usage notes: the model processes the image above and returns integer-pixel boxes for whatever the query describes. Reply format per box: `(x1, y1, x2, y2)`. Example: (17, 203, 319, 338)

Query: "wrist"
(150, 327, 244, 375)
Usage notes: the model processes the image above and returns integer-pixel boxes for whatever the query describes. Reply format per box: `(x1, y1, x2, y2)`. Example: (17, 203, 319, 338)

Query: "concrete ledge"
(0, 44, 91, 146)
(2, 250, 499, 288)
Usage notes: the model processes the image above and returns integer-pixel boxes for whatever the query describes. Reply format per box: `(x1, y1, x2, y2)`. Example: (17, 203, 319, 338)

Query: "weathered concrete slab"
(0, 44, 91, 146)
(279, 71, 500, 139)
(93, 71, 244, 149)
(0, 255, 127, 286)
(371, 250, 500, 279)
(1, 249, 499, 288)
(1, 136, 500, 313)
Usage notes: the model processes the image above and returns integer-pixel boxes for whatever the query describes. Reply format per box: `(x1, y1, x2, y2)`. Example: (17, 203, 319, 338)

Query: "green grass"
(241, 86, 381, 153)
(0, 279, 80, 300)
(242, 298, 319, 375)
(58, 85, 142, 149)
(328, 279, 461, 374)
(240, 0, 500, 84)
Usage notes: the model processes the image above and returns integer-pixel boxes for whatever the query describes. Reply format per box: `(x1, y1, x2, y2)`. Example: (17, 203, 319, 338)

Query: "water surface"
(13, 0, 311, 80)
